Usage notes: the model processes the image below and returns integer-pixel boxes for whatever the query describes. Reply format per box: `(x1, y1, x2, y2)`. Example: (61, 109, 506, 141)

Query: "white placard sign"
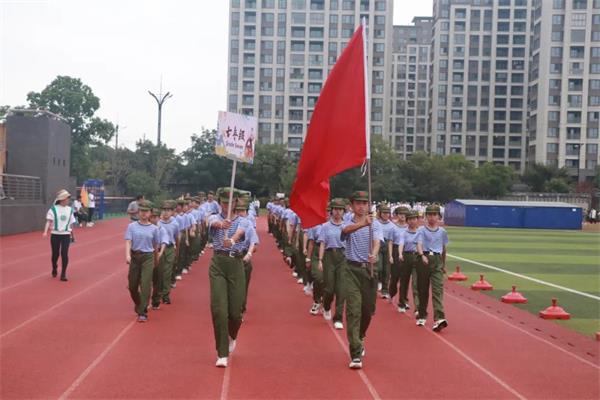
(215, 111, 257, 164)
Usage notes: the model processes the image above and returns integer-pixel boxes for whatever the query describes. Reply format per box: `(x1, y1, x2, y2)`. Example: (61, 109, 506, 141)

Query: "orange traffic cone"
(448, 266, 468, 281)
(539, 298, 570, 320)
(471, 275, 493, 291)
(501, 286, 527, 304)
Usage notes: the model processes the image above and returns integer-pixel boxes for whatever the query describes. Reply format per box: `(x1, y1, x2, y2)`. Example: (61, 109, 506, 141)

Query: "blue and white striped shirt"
(341, 219, 383, 263)
(417, 226, 449, 253)
(208, 214, 250, 252)
(318, 220, 345, 249)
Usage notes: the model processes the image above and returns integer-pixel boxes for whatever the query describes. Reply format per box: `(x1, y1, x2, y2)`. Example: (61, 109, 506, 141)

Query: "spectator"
(73, 196, 86, 227)
(127, 195, 144, 221)
(87, 191, 96, 227)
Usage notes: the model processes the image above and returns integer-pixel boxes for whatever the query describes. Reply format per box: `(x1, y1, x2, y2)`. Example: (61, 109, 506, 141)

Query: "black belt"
(166, 244, 175, 248)
(403, 251, 418, 254)
(347, 260, 369, 268)
(326, 248, 344, 252)
(424, 251, 441, 256)
(214, 249, 243, 258)
(131, 250, 153, 255)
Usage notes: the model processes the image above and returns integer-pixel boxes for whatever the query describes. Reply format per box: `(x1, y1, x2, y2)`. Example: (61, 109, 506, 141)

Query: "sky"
(0, 0, 433, 152)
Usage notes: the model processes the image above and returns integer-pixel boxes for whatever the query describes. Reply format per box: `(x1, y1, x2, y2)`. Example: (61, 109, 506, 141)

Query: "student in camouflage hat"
(152, 200, 179, 307)
(235, 197, 259, 315)
(305, 221, 323, 315)
(341, 191, 383, 369)
(173, 199, 190, 283)
(207, 189, 250, 368)
(388, 206, 409, 306)
(374, 203, 394, 299)
(124, 200, 161, 322)
(394, 209, 421, 314)
(318, 198, 347, 329)
(416, 204, 449, 332)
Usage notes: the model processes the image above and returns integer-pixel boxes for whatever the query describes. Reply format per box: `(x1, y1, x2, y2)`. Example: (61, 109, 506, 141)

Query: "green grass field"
(446, 226, 600, 338)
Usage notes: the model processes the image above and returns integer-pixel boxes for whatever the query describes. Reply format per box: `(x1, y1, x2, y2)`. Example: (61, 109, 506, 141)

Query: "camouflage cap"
(161, 200, 175, 210)
(219, 188, 237, 201)
(191, 196, 201, 203)
(406, 209, 419, 219)
(330, 198, 346, 210)
(425, 204, 442, 215)
(138, 200, 153, 211)
(176, 199, 186, 206)
(394, 206, 410, 216)
(208, 190, 215, 196)
(198, 191, 206, 197)
(350, 191, 369, 202)
(151, 208, 161, 217)
(377, 203, 391, 213)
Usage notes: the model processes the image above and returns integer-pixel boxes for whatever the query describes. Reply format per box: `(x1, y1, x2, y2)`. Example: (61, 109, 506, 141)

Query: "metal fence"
(0, 173, 42, 201)
(500, 192, 591, 208)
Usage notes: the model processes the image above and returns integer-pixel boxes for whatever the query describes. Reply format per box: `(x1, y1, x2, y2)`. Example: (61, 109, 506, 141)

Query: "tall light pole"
(148, 90, 172, 146)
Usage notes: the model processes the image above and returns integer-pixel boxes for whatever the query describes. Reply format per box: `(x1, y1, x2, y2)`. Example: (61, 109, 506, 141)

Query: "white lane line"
(448, 254, 600, 301)
(0, 270, 122, 338)
(0, 247, 119, 293)
(326, 322, 381, 400)
(58, 320, 136, 400)
(220, 360, 231, 400)
(447, 292, 600, 370)
(428, 330, 526, 400)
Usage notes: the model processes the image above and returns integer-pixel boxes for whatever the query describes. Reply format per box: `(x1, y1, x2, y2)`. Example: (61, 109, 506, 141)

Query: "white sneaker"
(207, 243, 213, 249)
(323, 310, 332, 320)
(309, 303, 320, 315)
(397, 306, 407, 313)
(182, 268, 189, 274)
(334, 321, 344, 330)
(377, 282, 382, 292)
(229, 337, 237, 353)
(171, 282, 177, 288)
(303, 284, 312, 295)
(175, 275, 182, 281)
(416, 318, 426, 327)
(432, 319, 448, 332)
(349, 359, 362, 369)
(361, 346, 366, 357)
(292, 271, 298, 278)
(215, 357, 228, 368)
(296, 278, 303, 284)
(201, 251, 205, 255)
(381, 294, 390, 300)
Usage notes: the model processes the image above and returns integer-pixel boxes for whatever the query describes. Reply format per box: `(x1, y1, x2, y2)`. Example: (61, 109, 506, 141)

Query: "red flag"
(290, 25, 367, 228)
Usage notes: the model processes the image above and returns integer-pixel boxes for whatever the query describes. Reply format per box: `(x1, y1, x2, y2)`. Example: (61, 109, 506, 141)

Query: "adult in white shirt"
(43, 189, 76, 281)
(87, 191, 96, 227)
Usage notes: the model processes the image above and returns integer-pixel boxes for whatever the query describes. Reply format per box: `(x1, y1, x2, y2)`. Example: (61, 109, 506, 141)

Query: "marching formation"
(267, 191, 449, 369)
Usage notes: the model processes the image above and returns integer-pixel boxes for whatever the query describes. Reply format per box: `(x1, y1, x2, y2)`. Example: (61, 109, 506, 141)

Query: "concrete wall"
(0, 200, 46, 235)
(5, 114, 71, 204)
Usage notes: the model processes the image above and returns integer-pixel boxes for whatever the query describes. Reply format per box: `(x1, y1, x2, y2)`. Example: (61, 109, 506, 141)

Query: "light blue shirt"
(318, 220, 345, 249)
(374, 219, 394, 243)
(341, 219, 383, 263)
(241, 225, 260, 251)
(175, 214, 187, 232)
(159, 218, 179, 245)
(400, 229, 421, 252)
(390, 224, 407, 245)
(306, 225, 322, 243)
(418, 226, 449, 253)
(125, 221, 160, 252)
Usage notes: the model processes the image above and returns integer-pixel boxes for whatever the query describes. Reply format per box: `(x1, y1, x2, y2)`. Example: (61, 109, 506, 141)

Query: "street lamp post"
(148, 90, 172, 146)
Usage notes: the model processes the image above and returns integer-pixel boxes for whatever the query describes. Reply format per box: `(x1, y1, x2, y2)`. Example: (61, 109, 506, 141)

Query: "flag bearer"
(341, 191, 383, 369)
(318, 198, 346, 329)
(152, 201, 179, 306)
(208, 189, 250, 368)
(394, 210, 421, 313)
(374, 203, 394, 299)
(125, 200, 160, 322)
(388, 207, 408, 306)
(416, 205, 449, 332)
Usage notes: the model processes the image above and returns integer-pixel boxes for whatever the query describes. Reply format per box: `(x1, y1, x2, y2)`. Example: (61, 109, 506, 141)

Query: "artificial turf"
(445, 226, 600, 338)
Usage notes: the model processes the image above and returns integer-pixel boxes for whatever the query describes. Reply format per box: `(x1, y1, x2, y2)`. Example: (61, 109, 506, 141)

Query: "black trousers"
(87, 207, 95, 222)
(50, 234, 71, 275)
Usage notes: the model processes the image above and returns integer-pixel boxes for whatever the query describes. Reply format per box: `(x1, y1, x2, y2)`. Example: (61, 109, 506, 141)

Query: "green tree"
(522, 163, 571, 192)
(471, 162, 515, 198)
(545, 177, 571, 193)
(237, 143, 290, 196)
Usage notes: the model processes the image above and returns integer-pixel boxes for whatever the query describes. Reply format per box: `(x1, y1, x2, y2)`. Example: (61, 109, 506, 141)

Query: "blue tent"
(445, 199, 582, 230)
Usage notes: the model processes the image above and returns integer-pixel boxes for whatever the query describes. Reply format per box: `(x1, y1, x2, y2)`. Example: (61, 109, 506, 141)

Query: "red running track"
(1, 218, 598, 399)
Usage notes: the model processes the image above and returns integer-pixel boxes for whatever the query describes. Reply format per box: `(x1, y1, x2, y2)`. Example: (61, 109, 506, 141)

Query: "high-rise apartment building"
(528, 0, 600, 181)
(428, 0, 531, 172)
(389, 17, 433, 158)
(227, 0, 394, 156)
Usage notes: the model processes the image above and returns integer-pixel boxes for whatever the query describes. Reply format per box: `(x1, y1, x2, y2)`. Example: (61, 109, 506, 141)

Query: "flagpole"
(227, 159, 237, 220)
(361, 17, 374, 277)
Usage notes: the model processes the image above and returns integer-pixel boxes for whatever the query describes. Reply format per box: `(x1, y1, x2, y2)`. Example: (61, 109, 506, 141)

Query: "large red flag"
(290, 25, 368, 228)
